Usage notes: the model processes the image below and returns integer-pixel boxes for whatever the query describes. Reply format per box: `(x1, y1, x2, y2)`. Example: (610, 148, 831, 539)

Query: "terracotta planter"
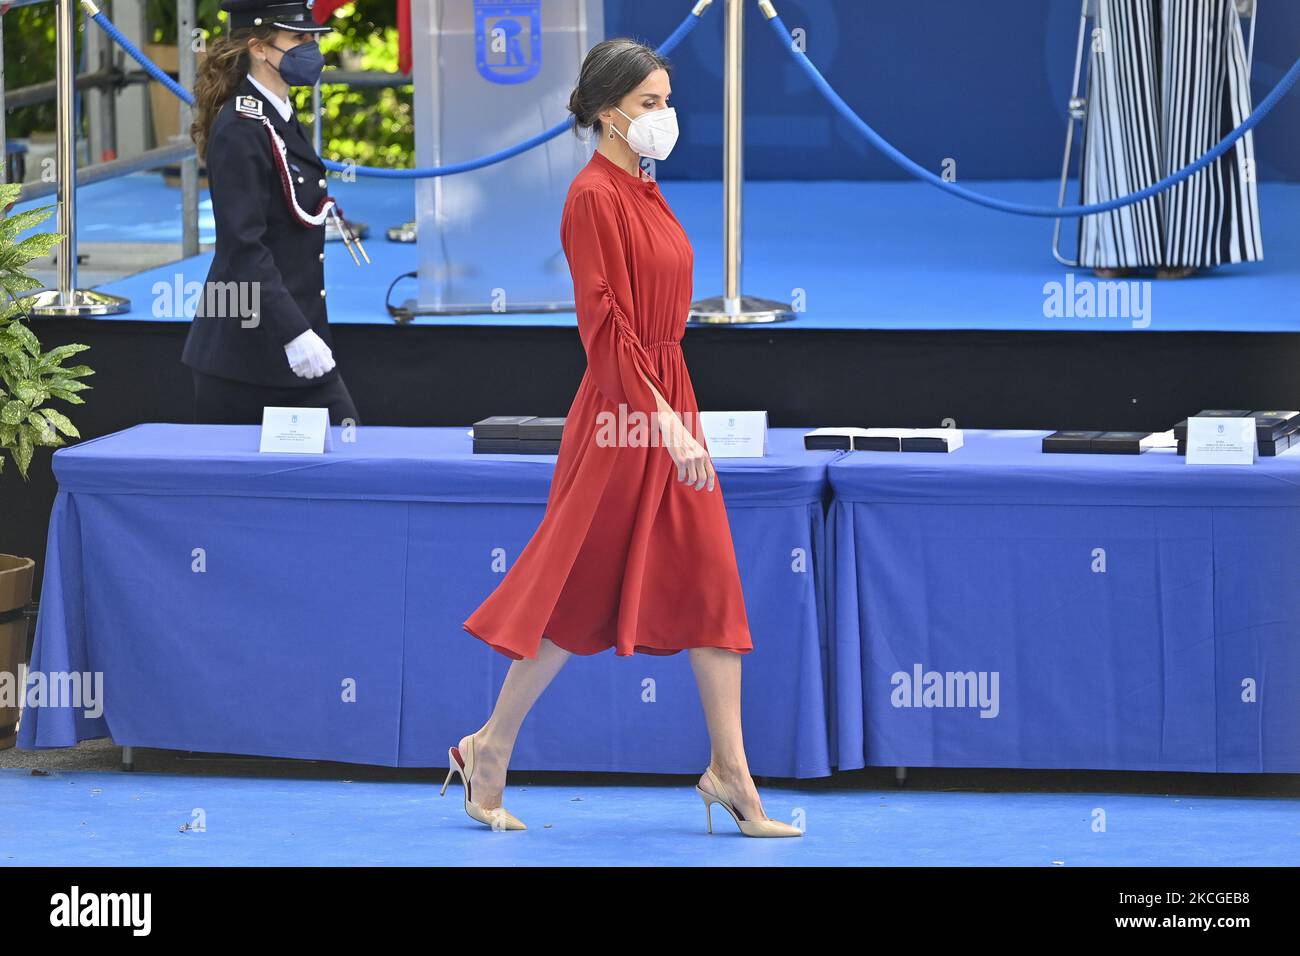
(0, 554, 34, 750)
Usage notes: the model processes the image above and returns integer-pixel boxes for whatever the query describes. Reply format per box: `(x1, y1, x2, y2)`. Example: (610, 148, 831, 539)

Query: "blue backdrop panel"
(828, 430, 1300, 773)
(19, 425, 838, 778)
(615, 0, 1299, 182)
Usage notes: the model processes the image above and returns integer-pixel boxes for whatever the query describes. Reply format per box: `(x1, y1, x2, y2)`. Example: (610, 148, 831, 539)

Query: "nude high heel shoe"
(695, 767, 802, 837)
(440, 733, 526, 831)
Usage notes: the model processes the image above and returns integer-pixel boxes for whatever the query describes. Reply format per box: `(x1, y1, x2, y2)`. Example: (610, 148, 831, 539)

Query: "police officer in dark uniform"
(183, 0, 362, 425)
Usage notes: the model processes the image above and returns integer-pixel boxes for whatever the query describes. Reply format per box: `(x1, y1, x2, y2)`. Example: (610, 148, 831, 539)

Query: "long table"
(19, 425, 840, 777)
(23, 424, 1300, 777)
(828, 430, 1300, 773)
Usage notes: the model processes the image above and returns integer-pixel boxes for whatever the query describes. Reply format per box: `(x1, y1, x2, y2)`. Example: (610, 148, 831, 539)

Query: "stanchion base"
(23, 289, 131, 317)
(688, 295, 795, 325)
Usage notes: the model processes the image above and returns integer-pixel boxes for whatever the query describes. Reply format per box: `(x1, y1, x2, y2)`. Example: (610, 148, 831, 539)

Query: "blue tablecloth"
(828, 430, 1300, 773)
(19, 425, 840, 777)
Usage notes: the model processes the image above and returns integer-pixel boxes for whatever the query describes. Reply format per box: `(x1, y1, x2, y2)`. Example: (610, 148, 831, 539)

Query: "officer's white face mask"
(612, 106, 679, 161)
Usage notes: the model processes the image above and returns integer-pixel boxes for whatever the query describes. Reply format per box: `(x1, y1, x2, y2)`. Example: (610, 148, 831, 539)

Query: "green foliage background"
(2, 4, 59, 136)
(298, 3, 413, 170)
(2, 0, 414, 167)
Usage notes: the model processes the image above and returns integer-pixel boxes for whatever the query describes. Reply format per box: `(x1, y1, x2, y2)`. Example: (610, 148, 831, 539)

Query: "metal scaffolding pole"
(18, 141, 196, 202)
(26, 0, 130, 316)
(4, 67, 146, 111)
(84, 2, 104, 162)
(688, 0, 792, 325)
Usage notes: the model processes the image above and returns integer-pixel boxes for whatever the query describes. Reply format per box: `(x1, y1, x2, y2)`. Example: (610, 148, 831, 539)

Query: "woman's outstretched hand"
(657, 410, 715, 491)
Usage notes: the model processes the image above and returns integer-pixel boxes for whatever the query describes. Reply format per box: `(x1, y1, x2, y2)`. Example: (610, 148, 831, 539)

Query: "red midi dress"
(462, 149, 753, 659)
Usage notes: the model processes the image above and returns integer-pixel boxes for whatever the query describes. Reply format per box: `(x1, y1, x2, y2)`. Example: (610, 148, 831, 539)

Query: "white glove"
(284, 329, 336, 379)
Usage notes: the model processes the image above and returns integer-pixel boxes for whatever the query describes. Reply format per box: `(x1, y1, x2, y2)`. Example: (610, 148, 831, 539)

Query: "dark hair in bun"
(568, 38, 671, 138)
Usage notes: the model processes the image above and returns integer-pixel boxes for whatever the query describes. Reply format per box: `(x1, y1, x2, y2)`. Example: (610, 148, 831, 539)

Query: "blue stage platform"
(3, 766, 1296, 866)
(26, 172, 1300, 333)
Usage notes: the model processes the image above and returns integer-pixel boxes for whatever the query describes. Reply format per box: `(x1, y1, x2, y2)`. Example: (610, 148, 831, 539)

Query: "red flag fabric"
(397, 0, 411, 75)
(310, 0, 351, 25)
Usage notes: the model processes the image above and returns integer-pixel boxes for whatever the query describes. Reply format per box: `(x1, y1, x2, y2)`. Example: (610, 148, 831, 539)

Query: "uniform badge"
(234, 95, 263, 118)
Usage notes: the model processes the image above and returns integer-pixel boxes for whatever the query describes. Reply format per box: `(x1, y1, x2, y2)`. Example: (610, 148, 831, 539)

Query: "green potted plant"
(0, 183, 93, 748)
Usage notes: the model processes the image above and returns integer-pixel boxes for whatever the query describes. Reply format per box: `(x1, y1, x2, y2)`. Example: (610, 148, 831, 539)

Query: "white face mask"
(613, 106, 679, 161)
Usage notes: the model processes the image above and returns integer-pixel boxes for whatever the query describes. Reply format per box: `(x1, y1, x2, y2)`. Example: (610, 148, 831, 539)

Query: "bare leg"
(462, 636, 571, 810)
(688, 646, 771, 822)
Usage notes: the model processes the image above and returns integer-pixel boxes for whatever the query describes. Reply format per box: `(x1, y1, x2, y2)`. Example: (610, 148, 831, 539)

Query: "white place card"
(1185, 416, 1255, 465)
(699, 411, 767, 458)
(259, 406, 332, 454)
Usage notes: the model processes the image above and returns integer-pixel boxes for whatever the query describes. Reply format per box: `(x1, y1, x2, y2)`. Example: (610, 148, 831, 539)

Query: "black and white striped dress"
(1078, 0, 1263, 268)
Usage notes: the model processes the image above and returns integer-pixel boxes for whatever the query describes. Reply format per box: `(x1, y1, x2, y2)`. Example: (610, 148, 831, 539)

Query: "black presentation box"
(472, 416, 566, 454)
(1172, 409, 1300, 454)
(518, 417, 566, 441)
(1171, 410, 1253, 442)
(900, 435, 955, 452)
(1042, 430, 1103, 453)
(472, 415, 537, 440)
(1246, 411, 1300, 443)
(1091, 431, 1151, 454)
(1178, 430, 1296, 457)
(804, 432, 854, 451)
(471, 438, 519, 454)
(855, 435, 903, 451)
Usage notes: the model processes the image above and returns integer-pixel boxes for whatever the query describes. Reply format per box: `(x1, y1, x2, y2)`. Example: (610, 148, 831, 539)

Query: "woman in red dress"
(446, 39, 799, 838)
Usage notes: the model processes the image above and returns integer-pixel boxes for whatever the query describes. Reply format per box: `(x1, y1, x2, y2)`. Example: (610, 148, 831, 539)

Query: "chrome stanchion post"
(26, 0, 130, 316)
(688, 0, 793, 324)
(178, 0, 199, 259)
(1052, 0, 1091, 268)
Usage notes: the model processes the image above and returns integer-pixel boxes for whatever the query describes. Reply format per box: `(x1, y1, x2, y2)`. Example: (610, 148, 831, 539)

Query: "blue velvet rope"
(764, 11, 1300, 218)
(84, 4, 708, 179)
